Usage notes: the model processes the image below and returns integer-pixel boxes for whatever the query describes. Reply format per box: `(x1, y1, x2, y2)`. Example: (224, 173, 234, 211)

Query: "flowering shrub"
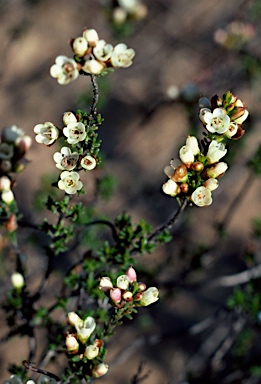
(0, 21, 256, 384)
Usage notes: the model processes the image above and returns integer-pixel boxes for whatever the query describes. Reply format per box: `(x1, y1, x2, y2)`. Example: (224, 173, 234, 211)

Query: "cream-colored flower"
(93, 40, 113, 61)
(207, 162, 228, 178)
(191, 186, 212, 207)
(224, 122, 238, 138)
(58, 171, 83, 194)
(82, 29, 99, 46)
(11, 272, 25, 290)
(206, 140, 227, 164)
(63, 112, 77, 126)
(204, 108, 230, 134)
(179, 144, 194, 164)
(34, 122, 59, 145)
(81, 155, 96, 170)
(92, 363, 109, 378)
(82, 59, 105, 75)
(84, 345, 99, 360)
(116, 275, 130, 290)
(53, 147, 79, 170)
(75, 316, 96, 343)
(186, 136, 200, 155)
(111, 43, 135, 68)
(72, 36, 88, 57)
(162, 179, 179, 196)
(139, 287, 159, 306)
(50, 55, 79, 85)
(204, 178, 219, 191)
(63, 122, 87, 144)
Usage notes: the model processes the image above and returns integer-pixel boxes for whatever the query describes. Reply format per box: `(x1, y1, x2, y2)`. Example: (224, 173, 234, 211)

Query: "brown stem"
(90, 74, 99, 117)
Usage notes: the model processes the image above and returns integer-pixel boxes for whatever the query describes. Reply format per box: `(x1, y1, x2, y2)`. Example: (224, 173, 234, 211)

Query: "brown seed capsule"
(180, 182, 189, 194)
(192, 162, 204, 172)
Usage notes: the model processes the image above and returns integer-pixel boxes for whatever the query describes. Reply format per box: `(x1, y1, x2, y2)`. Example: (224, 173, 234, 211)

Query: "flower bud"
(186, 136, 200, 155)
(82, 29, 99, 46)
(0, 176, 11, 191)
(122, 291, 133, 302)
(92, 363, 109, 378)
(99, 277, 113, 293)
(72, 37, 88, 57)
(191, 161, 204, 172)
(179, 145, 194, 164)
(2, 190, 14, 204)
(15, 135, 32, 153)
(84, 345, 99, 359)
(93, 339, 104, 348)
(63, 112, 77, 126)
(138, 282, 146, 291)
(199, 107, 211, 124)
(82, 60, 105, 75)
(110, 288, 122, 303)
(204, 178, 219, 191)
(180, 182, 189, 194)
(112, 7, 127, 24)
(5, 214, 18, 232)
(68, 312, 83, 328)
(126, 266, 137, 283)
(162, 179, 179, 197)
(207, 162, 228, 178)
(65, 335, 79, 354)
(11, 272, 24, 290)
(172, 164, 188, 182)
(116, 275, 129, 290)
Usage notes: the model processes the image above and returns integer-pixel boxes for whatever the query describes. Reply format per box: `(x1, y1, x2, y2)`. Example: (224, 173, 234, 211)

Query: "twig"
(22, 360, 61, 383)
(90, 74, 99, 117)
(148, 199, 188, 243)
(208, 263, 261, 288)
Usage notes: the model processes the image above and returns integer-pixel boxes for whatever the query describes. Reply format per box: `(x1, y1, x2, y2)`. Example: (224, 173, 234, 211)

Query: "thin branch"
(90, 74, 99, 116)
(148, 199, 188, 243)
(208, 263, 261, 288)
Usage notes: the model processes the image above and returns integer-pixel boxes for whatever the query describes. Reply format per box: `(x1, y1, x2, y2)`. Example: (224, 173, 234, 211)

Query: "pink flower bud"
(126, 266, 137, 283)
(110, 288, 122, 303)
(92, 363, 109, 378)
(15, 135, 32, 153)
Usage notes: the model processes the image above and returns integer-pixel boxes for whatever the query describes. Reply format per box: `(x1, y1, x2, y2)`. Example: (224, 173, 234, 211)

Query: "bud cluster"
(162, 91, 249, 207)
(111, 0, 148, 25)
(0, 125, 32, 205)
(65, 313, 108, 378)
(34, 111, 99, 194)
(50, 28, 135, 84)
(99, 266, 159, 308)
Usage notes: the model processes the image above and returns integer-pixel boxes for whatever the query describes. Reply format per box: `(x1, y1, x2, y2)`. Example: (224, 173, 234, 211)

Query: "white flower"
(206, 140, 227, 164)
(186, 136, 200, 155)
(179, 145, 194, 164)
(63, 112, 77, 126)
(224, 122, 238, 138)
(82, 29, 99, 46)
(72, 36, 88, 57)
(233, 99, 249, 124)
(111, 44, 135, 68)
(92, 363, 109, 378)
(0, 176, 11, 191)
(81, 155, 96, 170)
(207, 162, 228, 178)
(2, 190, 14, 204)
(199, 107, 211, 124)
(191, 186, 212, 207)
(63, 122, 87, 144)
(50, 55, 79, 85)
(99, 277, 113, 292)
(34, 122, 59, 145)
(0, 143, 14, 159)
(58, 171, 83, 194)
(204, 178, 219, 191)
(82, 59, 105, 75)
(139, 287, 159, 306)
(93, 40, 113, 61)
(204, 108, 230, 134)
(1, 125, 25, 143)
(68, 312, 83, 327)
(118, 0, 138, 10)
(162, 179, 179, 196)
(11, 272, 25, 290)
(53, 147, 79, 170)
(84, 345, 99, 360)
(75, 316, 96, 343)
(116, 275, 129, 290)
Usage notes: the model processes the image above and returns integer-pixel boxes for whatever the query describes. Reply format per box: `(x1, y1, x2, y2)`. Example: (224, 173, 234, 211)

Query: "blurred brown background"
(0, 0, 261, 383)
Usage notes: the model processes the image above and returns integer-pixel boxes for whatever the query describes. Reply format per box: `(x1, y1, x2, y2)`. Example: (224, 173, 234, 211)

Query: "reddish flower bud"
(110, 288, 122, 303)
(126, 266, 137, 283)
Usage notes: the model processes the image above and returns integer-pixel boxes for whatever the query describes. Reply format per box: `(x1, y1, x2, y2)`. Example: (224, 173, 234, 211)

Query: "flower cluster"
(162, 91, 249, 207)
(214, 21, 255, 51)
(0, 125, 32, 205)
(66, 313, 108, 378)
(3, 374, 57, 384)
(111, 0, 148, 25)
(50, 28, 135, 84)
(34, 111, 98, 194)
(99, 266, 159, 307)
